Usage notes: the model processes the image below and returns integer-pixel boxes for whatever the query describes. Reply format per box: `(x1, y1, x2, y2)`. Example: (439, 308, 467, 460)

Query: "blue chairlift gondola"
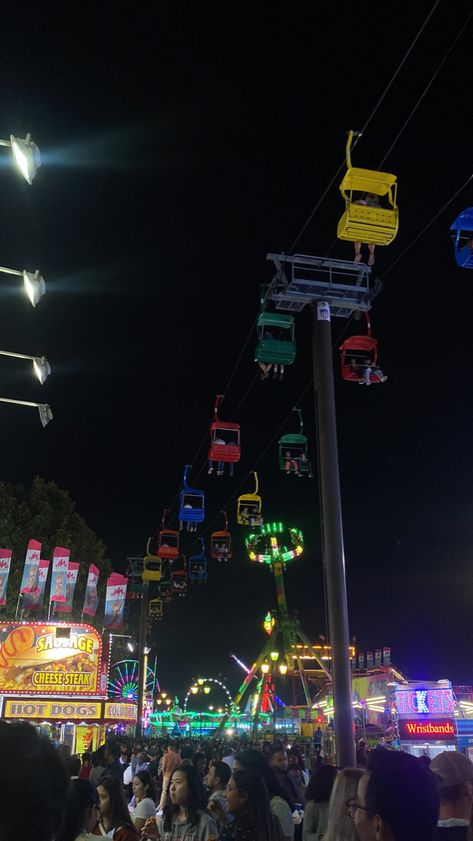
(179, 465, 205, 532)
(188, 539, 208, 584)
(450, 208, 473, 268)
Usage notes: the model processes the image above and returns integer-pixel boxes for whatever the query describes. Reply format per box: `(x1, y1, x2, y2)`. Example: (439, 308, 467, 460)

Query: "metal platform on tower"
(266, 253, 377, 317)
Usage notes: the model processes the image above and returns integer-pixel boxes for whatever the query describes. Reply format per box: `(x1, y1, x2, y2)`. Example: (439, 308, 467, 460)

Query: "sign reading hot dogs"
(0, 622, 103, 696)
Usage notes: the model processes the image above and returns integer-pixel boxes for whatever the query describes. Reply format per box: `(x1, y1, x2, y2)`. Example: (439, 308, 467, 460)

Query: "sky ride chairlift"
(339, 313, 387, 385)
(171, 554, 188, 595)
(149, 597, 163, 620)
(255, 301, 296, 380)
(188, 538, 208, 584)
(237, 471, 263, 527)
(208, 394, 241, 477)
(179, 464, 205, 532)
(156, 508, 180, 560)
(337, 130, 399, 247)
(278, 408, 313, 477)
(450, 208, 473, 268)
(210, 511, 232, 561)
(142, 538, 162, 582)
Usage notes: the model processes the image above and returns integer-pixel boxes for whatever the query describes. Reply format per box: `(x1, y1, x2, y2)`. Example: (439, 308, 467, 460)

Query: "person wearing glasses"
(323, 768, 363, 841)
(349, 750, 439, 841)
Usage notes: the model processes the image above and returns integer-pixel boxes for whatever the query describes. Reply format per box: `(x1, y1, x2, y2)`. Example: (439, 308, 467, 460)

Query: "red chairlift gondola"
(339, 313, 387, 386)
(156, 509, 180, 561)
(208, 394, 241, 477)
(210, 511, 232, 562)
(171, 554, 188, 596)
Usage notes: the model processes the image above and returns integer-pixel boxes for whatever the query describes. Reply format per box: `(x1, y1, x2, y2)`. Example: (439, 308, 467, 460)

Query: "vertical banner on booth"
(23, 560, 50, 611)
(19, 539, 42, 594)
(50, 547, 70, 604)
(0, 549, 12, 606)
(55, 562, 79, 614)
(83, 564, 99, 617)
(104, 573, 128, 630)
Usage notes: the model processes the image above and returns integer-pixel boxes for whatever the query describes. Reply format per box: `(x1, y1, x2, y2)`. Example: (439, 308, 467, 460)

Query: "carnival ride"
(108, 658, 157, 704)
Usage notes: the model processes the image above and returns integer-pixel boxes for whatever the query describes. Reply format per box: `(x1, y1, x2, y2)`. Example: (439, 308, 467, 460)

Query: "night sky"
(0, 3, 472, 701)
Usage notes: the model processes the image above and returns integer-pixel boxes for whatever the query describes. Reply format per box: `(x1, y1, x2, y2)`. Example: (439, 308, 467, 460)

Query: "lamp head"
(23, 270, 46, 307)
(10, 134, 41, 184)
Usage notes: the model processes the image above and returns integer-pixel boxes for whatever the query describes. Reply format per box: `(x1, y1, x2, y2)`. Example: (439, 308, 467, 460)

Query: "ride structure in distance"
(234, 520, 330, 729)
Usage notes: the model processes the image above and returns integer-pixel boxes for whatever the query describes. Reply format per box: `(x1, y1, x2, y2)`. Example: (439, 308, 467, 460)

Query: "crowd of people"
(4, 721, 473, 841)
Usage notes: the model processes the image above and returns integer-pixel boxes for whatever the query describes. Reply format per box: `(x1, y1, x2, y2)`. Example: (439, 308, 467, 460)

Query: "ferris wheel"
(183, 677, 235, 713)
(108, 659, 157, 704)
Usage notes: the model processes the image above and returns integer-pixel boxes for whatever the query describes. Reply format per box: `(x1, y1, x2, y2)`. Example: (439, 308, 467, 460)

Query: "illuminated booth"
(0, 622, 137, 750)
(391, 680, 456, 758)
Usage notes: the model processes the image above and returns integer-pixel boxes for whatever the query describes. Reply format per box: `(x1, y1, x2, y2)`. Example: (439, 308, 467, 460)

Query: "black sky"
(0, 3, 472, 699)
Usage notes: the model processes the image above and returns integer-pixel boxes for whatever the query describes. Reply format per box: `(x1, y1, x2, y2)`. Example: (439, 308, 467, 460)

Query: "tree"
(0, 477, 112, 626)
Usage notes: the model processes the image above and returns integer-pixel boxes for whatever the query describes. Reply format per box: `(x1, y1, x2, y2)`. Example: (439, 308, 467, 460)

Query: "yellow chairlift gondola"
(142, 538, 163, 582)
(237, 471, 263, 527)
(337, 130, 399, 248)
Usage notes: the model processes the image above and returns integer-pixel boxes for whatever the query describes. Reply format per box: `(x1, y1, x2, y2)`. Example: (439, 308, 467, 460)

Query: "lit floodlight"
(10, 134, 41, 184)
(127, 642, 134, 652)
(33, 356, 51, 385)
(38, 403, 53, 428)
(23, 270, 46, 307)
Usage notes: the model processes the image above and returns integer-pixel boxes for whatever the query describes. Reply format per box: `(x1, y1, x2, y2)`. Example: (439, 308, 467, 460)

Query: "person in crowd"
(225, 768, 284, 841)
(158, 742, 182, 812)
(288, 750, 309, 801)
(269, 744, 301, 809)
(0, 721, 69, 841)
(223, 746, 236, 769)
(313, 728, 323, 757)
(352, 749, 439, 841)
(129, 770, 156, 834)
(90, 746, 107, 786)
(207, 760, 233, 831)
(234, 748, 294, 841)
(431, 751, 473, 841)
(56, 778, 100, 841)
(101, 739, 123, 782)
(70, 756, 82, 779)
(79, 752, 92, 780)
(303, 763, 339, 841)
(143, 763, 218, 841)
(94, 776, 138, 840)
(324, 768, 363, 841)
(193, 750, 207, 778)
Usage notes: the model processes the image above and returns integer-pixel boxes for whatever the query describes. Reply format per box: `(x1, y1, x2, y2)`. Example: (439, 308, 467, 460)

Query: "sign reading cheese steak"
(4, 699, 102, 719)
(0, 622, 103, 696)
(398, 719, 455, 740)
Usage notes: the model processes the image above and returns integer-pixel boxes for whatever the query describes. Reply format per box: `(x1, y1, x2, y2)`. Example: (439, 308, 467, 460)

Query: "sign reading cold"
(0, 623, 103, 696)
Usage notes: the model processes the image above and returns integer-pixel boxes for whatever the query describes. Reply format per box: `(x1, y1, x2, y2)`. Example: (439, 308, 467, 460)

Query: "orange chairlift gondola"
(156, 509, 180, 560)
(208, 394, 241, 477)
(339, 313, 387, 386)
(210, 511, 232, 562)
(171, 554, 188, 596)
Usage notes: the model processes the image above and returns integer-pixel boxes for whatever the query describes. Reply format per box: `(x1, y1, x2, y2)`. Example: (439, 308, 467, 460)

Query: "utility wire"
(288, 0, 442, 255)
(378, 9, 473, 169)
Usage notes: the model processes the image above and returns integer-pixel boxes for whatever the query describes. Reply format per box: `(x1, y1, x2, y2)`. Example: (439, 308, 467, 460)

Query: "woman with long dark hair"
(142, 763, 218, 841)
(93, 776, 138, 840)
(226, 769, 283, 841)
(233, 749, 294, 841)
(129, 770, 156, 834)
(303, 764, 339, 841)
(56, 778, 100, 841)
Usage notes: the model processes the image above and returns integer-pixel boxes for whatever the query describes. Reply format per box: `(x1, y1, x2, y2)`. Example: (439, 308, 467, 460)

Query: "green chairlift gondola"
(278, 408, 313, 478)
(255, 312, 296, 380)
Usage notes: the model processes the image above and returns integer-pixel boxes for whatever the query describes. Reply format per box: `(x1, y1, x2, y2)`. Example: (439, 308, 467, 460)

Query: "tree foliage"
(0, 477, 111, 626)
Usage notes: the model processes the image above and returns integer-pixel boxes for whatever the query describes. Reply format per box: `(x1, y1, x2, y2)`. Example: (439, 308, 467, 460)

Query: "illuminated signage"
(4, 700, 101, 720)
(0, 623, 103, 696)
(398, 719, 455, 740)
(104, 702, 137, 722)
(395, 688, 454, 718)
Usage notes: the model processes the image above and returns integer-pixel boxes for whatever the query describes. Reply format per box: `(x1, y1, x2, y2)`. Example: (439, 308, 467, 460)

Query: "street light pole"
(312, 301, 355, 768)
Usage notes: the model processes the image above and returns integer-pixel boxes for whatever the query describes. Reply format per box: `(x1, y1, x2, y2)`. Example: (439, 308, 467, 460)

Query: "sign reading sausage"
(0, 622, 103, 696)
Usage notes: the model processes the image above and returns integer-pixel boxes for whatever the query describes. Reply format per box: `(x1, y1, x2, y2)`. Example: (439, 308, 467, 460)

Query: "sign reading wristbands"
(398, 719, 455, 740)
